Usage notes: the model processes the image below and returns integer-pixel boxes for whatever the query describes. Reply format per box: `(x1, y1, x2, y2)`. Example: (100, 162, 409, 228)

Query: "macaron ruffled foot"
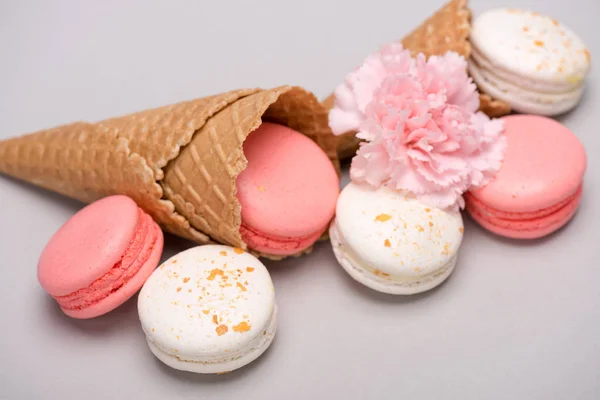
(138, 245, 277, 374)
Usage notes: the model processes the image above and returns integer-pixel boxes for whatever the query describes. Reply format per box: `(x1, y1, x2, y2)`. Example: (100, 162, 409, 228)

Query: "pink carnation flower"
(351, 75, 506, 210)
(329, 43, 506, 210)
(329, 44, 479, 135)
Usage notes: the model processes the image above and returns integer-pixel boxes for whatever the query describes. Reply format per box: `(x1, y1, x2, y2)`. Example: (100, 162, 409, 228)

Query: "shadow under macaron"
(39, 290, 141, 336)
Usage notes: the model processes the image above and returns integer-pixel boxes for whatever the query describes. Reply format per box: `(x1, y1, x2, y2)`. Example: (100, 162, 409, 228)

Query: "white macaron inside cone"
(469, 8, 591, 117)
(330, 183, 464, 295)
(138, 245, 277, 374)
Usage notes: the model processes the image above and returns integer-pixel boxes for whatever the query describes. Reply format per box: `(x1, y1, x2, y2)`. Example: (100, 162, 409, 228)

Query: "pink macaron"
(236, 122, 339, 256)
(465, 115, 586, 239)
(38, 195, 164, 318)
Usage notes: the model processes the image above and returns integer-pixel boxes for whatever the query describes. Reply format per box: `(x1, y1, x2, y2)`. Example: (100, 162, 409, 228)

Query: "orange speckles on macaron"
(236, 282, 247, 292)
(207, 268, 224, 281)
(458, 227, 464, 234)
(583, 49, 591, 61)
(219, 251, 227, 256)
(232, 322, 251, 333)
(176, 287, 182, 293)
(216, 325, 228, 336)
(441, 243, 451, 255)
(233, 247, 244, 254)
(138, 246, 276, 373)
(246, 267, 254, 272)
(534, 40, 544, 47)
(384, 239, 391, 247)
(375, 213, 392, 222)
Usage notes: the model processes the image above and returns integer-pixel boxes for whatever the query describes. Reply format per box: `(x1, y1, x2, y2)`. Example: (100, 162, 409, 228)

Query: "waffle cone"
(0, 86, 339, 259)
(326, 0, 510, 159)
(401, 0, 510, 117)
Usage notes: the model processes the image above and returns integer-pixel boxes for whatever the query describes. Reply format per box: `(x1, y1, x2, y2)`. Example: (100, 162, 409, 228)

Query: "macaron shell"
(469, 115, 586, 213)
(38, 196, 140, 296)
(138, 245, 276, 366)
(146, 307, 277, 374)
(330, 221, 458, 295)
(466, 186, 582, 239)
(236, 122, 339, 239)
(334, 183, 464, 280)
(471, 9, 590, 84)
(63, 224, 164, 318)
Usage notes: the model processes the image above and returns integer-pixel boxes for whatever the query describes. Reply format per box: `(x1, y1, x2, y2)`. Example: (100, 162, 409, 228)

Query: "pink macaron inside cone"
(236, 122, 339, 256)
(38, 195, 164, 319)
(466, 115, 586, 239)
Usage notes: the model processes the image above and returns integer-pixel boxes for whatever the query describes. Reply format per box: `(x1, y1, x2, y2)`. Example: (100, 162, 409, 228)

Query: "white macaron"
(138, 245, 277, 374)
(468, 8, 591, 116)
(330, 183, 464, 295)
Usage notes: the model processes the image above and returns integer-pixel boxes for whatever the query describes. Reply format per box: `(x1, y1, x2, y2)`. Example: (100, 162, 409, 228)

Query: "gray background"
(1, 0, 599, 399)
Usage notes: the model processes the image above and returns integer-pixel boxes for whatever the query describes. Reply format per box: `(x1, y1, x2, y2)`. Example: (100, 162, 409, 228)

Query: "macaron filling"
(330, 222, 457, 289)
(240, 223, 326, 255)
(468, 53, 583, 114)
(53, 209, 160, 311)
(469, 48, 584, 95)
(466, 185, 582, 232)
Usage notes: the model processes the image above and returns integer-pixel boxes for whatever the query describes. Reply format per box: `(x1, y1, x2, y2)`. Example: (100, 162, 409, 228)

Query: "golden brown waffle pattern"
(0, 86, 339, 258)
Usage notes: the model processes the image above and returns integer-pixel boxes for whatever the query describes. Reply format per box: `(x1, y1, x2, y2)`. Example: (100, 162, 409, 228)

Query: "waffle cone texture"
(0, 86, 339, 258)
(326, 0, 511, 159)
